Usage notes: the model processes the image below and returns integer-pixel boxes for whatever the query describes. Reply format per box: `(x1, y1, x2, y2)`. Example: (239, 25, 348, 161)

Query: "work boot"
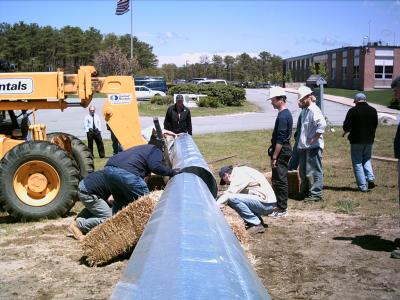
(68, 222, 85, 241)
(246, 224, 265, 234)
(368, 181, 376, 189)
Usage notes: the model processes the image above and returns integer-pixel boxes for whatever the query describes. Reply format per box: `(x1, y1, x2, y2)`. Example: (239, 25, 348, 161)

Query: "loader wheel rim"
(13, 160, 61, 207)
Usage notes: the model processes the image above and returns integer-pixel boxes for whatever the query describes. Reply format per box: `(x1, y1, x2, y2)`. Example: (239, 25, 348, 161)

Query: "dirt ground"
(0, 208, 399, 300)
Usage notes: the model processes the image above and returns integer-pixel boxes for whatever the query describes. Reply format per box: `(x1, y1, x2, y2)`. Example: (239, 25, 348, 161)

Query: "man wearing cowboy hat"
(267, 86, 293, 217)
(297, 86, 327, 201)
(343, 93, 378, 192)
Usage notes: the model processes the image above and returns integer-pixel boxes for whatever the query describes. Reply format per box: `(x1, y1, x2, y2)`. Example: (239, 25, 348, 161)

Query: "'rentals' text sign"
(0, 78, 33, 94)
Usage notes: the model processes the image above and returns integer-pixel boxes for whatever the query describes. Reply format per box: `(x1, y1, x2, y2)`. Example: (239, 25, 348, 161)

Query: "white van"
(196, 79, 227, 85)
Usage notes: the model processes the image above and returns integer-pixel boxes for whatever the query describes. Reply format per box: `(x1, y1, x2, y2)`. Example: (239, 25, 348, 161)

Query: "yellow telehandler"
(0, 66, 146, 220)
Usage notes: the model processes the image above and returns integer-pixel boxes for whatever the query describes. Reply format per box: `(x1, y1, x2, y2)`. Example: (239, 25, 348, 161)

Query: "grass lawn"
(138, 100, 259, 117)
(95, 125, 398, 217)
(325, 88, 393, 106)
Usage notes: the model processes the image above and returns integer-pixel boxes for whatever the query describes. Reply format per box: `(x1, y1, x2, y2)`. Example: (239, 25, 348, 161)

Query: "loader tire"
(47, 132, 94, 178)
(0, 141, 79, 220)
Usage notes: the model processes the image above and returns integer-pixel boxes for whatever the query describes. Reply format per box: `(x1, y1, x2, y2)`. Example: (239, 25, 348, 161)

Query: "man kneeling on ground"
(217, 165, 277, 234)
(68, 170, 112, 241)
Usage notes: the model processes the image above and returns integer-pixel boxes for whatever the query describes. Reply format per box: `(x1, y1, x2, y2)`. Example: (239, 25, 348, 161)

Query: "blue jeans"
(76, 181, 112, 233)
(299, 148, 324, 198)
(104, 166, 149, 214)
(351, 144, 375, 191)
(227, 194, 276, 226)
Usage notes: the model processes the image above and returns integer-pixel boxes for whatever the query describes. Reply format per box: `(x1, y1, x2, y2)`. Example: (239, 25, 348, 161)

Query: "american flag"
(115, 0, 130, 15)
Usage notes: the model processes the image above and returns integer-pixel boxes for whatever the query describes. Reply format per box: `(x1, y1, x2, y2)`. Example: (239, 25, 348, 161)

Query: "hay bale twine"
(81, 191, 162, 266)
(222, 206, 249, 246)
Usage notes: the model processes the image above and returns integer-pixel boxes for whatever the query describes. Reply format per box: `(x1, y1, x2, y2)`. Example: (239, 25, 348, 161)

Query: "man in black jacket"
(104, 138, 178, 213)
(343, 93, 378, 192)
(164, 94, 192, 135)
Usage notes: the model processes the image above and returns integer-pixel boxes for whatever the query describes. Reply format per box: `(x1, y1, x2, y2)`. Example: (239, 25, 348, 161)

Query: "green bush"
(168, 84, 246, 107)
(150, 95, 173, 105)
(198, 96, 222, 108)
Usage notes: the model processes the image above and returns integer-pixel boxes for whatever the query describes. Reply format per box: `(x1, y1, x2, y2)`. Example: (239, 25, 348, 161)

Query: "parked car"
(172, 79, 187, 84)
(135, 76, 168, 92)
(196, 79, 227, 85)
(135, 86, 166, 100)
(189, 77, 208, 84)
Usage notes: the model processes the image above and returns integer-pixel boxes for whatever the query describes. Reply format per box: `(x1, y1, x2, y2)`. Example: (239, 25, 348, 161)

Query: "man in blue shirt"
(268, 87, 293, 217)
(104, 137, 178, 213)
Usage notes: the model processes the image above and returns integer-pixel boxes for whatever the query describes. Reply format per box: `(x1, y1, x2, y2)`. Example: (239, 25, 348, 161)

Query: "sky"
(1, 0, 400, 66)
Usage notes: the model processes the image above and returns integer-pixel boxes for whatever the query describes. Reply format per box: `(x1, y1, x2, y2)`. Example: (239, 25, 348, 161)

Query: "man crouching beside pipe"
(217, 165, 277, 234)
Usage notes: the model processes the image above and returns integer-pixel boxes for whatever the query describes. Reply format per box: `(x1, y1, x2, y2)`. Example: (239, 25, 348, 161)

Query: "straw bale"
(265, 170, 300, 197)
(222, 206, 249, 246)
(81, 191, 162, 266)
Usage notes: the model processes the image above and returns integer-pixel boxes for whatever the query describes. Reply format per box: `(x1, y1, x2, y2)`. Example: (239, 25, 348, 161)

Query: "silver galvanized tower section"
(111, 134, 270, 300)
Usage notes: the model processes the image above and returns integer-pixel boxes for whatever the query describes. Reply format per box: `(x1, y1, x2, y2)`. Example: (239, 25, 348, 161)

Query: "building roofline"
(284, 44, 400, 61)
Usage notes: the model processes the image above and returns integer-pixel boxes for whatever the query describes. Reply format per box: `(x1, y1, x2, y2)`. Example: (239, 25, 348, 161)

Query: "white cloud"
(138, 31, 188, 45)
(157, 51, 259, 67)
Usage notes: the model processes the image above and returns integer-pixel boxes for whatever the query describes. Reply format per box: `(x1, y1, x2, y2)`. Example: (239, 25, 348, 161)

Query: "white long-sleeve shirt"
(217, 166, 276, 205)
(298, 103, 326, 150)
(84, 114, 102, 133)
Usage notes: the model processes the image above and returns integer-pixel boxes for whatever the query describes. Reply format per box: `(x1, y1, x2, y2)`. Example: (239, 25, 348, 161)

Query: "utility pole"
(368, 20, 371, 44)
(130, 4, 133, 59)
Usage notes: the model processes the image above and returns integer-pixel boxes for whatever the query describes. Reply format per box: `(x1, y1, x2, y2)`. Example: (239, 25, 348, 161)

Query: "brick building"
(283, 44, 400, 90)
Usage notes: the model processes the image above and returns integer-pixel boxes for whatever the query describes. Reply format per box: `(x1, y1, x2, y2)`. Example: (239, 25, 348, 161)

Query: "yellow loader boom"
(0, 66, 146, 150)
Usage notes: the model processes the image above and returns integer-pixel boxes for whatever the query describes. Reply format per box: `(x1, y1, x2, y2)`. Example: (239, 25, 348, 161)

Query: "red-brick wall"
(394, 49, 400, 81)
(362, 47, 375, 90)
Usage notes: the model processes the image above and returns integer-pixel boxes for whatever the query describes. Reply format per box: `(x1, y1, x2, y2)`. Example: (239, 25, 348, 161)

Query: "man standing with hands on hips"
(268, 87, 293, 217)
(84, 106, 105, 158)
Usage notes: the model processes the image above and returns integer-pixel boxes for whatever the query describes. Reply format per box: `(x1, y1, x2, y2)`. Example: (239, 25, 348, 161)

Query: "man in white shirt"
(217, 165, 277, 234)
(84, 106, 105, 158)
(297, 86, 327, 201)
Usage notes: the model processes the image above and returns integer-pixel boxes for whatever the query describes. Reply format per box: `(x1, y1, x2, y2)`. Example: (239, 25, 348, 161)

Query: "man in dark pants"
(164, 94, 192, 135)
(84, 106, 105, 158)
(104, 138, 178, 214)
(107, 124, 122, 155)
(343, 93, 378, 192)
(268, 87, 293, 217)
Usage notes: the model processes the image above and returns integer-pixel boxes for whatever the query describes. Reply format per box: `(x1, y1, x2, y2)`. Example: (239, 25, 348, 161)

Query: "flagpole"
(130, 1, 133, 59)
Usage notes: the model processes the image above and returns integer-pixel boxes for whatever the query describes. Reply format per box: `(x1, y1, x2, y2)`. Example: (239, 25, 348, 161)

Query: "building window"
(385, 66, 393, 79)
(353, 66, 360, 79)
(342, 66, 347, 81)
(331, 67, 336, 80)
(375, 65, 393, 79)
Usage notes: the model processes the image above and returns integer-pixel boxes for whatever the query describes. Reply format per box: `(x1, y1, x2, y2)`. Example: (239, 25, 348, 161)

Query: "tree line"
(153, 52, 289, 84)
(0, 22, 289, 83)
(0, 22, 157, 73)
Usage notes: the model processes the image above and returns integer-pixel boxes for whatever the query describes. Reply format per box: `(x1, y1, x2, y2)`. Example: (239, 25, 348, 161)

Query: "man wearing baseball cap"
(267, 87, 293, 217)
(297, 86, 326, 201)
(164, 94, 192, 135)
(343, 93, 378, 192)
(217, 165, 276, 234)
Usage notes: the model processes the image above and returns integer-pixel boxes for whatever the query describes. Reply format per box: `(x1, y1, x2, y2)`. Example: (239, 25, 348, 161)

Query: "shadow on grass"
(333, 235, 397, 252)
(324, 185, 359, 192)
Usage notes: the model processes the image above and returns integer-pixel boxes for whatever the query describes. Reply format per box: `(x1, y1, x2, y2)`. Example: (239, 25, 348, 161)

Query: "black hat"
(219, 165, 233, 185)
(176, 94, 184, 101)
